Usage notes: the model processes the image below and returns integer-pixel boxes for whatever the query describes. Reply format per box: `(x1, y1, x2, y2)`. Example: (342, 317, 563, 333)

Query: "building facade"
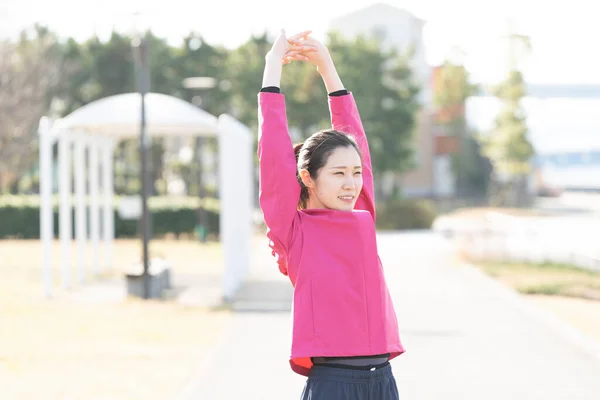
(329, 3, 458, 199)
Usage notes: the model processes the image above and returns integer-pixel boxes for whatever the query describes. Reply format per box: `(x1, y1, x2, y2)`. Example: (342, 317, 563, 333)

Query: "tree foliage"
(1, 25, 421, 198)
(481, 31, 534, 206)
(433, 60, 489, 197)
(0, 26, 63, 193)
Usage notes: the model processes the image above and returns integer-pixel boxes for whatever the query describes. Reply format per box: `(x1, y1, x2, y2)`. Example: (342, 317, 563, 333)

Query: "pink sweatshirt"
(258, 91, 405, 376)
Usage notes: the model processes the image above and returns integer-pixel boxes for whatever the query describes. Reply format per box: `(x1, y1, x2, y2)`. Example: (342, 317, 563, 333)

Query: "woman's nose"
(343, 176, 356, 189)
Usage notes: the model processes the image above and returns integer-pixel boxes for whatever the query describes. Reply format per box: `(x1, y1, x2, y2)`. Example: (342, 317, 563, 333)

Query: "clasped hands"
(266, 29, 331, 69)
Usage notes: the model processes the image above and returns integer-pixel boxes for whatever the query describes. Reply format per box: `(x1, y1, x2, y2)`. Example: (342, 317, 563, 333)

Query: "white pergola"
(38, 92, 253, 300)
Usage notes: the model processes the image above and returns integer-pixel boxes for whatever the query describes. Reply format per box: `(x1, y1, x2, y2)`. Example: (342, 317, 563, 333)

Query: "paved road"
(179, 232, 600, 400)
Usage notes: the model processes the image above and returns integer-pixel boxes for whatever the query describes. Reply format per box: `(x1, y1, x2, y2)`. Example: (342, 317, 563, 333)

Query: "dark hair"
(294, 129, 362, 210)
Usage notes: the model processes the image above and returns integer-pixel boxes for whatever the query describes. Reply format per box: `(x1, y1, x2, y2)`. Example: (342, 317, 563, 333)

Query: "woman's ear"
(299, 169, 313, 188)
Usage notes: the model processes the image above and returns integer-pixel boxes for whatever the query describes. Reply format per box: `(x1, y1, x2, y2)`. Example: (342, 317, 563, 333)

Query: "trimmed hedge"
(0, 195, 219, 239)
(375, 198, 438, 230)
(0, 195, 437, 239)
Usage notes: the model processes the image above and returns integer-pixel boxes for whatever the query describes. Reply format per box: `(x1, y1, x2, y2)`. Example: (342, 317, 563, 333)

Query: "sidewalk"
(179, 232, 600, 400)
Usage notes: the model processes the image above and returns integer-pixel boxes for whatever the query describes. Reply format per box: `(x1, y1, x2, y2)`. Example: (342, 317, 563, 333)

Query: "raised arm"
(258, 92, 299, 276)
(288, 35, 376, 218)
(323, 64, 375, 218)
(258, 30, 313, 275)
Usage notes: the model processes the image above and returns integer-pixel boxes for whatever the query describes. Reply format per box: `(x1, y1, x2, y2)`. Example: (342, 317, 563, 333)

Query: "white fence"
(435, 213, 600, 272)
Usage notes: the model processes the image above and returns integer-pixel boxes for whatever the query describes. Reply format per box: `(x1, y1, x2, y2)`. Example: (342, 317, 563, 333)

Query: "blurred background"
(1, 1, 599, 399)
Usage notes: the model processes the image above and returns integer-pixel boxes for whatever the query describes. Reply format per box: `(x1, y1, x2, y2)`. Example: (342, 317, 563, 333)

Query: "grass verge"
(475, 260, 600, 301)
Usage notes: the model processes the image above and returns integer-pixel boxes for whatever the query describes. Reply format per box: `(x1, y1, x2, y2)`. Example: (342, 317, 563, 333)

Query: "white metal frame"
(38, 95, 253, 300)
(39, 120, 117, 297)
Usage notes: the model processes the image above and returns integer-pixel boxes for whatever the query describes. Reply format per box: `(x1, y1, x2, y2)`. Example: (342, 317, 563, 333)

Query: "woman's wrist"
(265, 51, 283, 63)
(317, 60, 344, 93)
(262, 54, 283, 88)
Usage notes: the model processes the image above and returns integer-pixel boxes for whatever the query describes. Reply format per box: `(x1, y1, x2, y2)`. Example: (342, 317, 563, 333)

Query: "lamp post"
(182, 76, 217, 243)
(131, 24, 152, 299)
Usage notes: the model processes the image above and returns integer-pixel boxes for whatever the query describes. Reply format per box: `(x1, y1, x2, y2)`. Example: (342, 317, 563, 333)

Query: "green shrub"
(0, 195, 219, 239)
(375, 198, 438, 230)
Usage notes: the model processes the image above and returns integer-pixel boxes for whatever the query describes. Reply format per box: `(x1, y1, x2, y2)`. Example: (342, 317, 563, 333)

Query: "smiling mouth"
(338, 196, 355, 202)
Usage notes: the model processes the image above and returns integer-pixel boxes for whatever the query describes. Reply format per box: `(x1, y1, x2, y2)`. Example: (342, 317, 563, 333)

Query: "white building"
(328, 2, 431, 105)
(328, 3, 457, 198)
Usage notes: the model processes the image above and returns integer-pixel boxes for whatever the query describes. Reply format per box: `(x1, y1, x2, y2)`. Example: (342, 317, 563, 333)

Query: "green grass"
(475, 261, 600, 301)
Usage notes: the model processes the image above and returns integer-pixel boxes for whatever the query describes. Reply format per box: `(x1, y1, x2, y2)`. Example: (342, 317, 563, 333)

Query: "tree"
(56, 30, 187, 114)
(175, 33, 232, 116)
(481, 31, 534, 207)
(55, 38, 95, 115)
(327, 31, 421, 199)
(280, 53, 330, 139)
(171, 34, 233, 234)
(0, 26, 421, 202)
(225, 31, 332, 142)
(450, 131, 493, 198)
(433, 61, 474, 123)
(225, 32, 272, 132)
(0, 25, 63, 193)
(432, 60, 489, 198)
(227, 31, 421, 200)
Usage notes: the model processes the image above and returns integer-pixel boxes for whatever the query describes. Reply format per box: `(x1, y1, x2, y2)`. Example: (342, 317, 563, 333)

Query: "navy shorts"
(300, 362, 399, 400)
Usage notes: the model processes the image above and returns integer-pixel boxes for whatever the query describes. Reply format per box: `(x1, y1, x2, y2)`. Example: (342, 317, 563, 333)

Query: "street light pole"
(132, 33, 152, 299)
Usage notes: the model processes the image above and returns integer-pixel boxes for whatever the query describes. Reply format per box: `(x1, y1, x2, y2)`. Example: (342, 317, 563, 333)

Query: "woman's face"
(303, 146, 363, 211)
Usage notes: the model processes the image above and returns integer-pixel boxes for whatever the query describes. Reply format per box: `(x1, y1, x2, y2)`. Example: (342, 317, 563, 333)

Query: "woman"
(258, 29, 404, 399)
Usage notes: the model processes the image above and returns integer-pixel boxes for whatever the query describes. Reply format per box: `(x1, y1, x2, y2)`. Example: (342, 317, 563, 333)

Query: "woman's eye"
(354, 171, 362, 175)
(335, 172, 344, 175)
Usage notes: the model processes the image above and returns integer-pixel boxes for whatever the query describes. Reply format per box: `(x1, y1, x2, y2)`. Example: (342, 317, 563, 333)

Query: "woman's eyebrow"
(329, 165, 362, 169)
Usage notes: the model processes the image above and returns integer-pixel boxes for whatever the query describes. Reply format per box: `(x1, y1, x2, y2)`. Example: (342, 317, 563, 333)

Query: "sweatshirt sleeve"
(328, 92, 376, 220)
(257, 92, 301, 275)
